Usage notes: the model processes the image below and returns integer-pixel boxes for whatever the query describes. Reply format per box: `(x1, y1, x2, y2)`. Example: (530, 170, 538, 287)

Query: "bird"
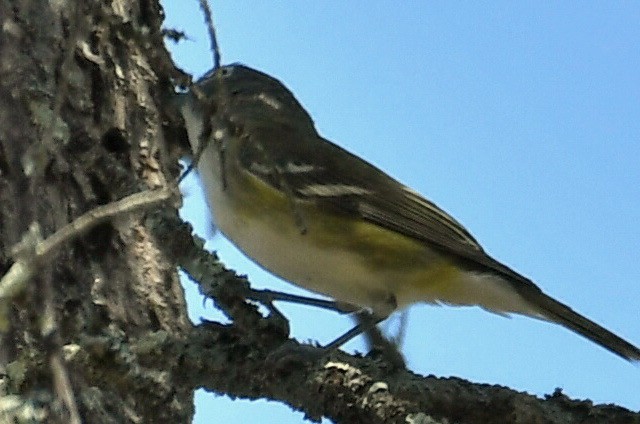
(174, 63, 640, 362)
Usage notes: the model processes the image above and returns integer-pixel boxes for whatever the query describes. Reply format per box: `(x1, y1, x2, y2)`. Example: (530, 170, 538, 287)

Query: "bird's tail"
(529, 291, 640, 362)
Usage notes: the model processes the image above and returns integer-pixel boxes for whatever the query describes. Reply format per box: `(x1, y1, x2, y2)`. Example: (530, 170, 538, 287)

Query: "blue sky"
(163, 2, 640, 422)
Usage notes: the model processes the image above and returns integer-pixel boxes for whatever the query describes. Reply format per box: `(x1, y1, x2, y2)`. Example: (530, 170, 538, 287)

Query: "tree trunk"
(0, 0, 192, 422)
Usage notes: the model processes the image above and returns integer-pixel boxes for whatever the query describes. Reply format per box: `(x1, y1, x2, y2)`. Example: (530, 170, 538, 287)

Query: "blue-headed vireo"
(175, 64, 640, 361)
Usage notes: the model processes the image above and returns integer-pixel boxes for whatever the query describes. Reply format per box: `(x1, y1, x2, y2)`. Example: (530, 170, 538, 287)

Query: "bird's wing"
(237, 122, 539, 289)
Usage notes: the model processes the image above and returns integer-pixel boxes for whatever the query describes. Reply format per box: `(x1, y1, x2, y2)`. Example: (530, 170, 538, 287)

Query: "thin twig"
(198, 0, 221, 69)
(51, 353, 82, 424)
(0, 188, 174, 301)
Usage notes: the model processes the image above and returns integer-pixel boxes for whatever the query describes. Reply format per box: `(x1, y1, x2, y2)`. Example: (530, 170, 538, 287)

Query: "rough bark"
(0, 0, 191, 422)
(0, 1, 638, 423)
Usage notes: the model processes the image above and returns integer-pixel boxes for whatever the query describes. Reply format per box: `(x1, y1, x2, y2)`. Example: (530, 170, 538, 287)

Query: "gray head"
(194, 64, 316, 133)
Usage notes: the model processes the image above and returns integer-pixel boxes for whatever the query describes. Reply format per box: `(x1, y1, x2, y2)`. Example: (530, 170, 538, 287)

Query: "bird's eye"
(219, 67, 233, 77)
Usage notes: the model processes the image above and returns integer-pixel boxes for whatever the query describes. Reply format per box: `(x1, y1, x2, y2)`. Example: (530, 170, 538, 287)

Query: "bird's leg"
(322, 309, 387, 350)
(249, 288, 357, 314)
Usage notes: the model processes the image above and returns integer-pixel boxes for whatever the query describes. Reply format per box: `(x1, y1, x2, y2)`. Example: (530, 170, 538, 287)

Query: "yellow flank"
(234, 167, 429, 267)
(400, 261, 463, 306)
(232, 165, 464, 307)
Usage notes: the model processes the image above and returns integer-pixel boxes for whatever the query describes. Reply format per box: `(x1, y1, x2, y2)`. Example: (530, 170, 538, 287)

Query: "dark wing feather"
(238, 123, 539, 288)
